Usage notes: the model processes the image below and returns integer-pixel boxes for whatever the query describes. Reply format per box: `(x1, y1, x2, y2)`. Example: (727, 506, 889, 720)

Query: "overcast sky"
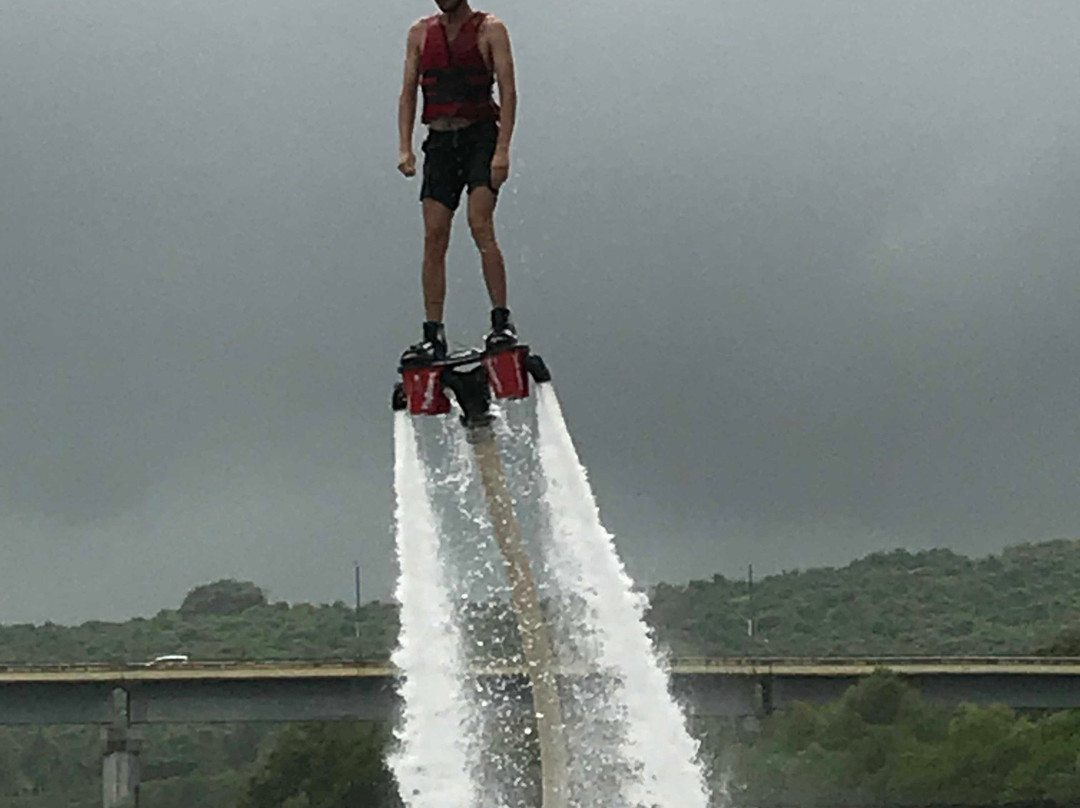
(2, 0, 1079, 624)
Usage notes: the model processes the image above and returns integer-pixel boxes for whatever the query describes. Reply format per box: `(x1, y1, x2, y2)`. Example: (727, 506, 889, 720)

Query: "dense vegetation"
(9, 541, 1080, 670)
(0, 580, 398, 667)
(649, 539, 1080, 657)
(0, 724, 263, 808)
(726, 672, 1080, 806)
(239, 723, 400, 808)
(6, 539, 1080, 805)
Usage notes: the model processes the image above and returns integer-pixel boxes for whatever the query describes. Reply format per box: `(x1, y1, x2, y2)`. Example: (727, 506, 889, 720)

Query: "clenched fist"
(490, 150, 510, 190)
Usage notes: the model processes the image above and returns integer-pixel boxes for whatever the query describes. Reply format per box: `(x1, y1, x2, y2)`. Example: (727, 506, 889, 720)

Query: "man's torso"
(422, 12, 497, 132)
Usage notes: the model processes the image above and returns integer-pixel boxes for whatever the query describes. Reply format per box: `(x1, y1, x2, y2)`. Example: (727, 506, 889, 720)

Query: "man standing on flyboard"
(398, 0, 518, 364)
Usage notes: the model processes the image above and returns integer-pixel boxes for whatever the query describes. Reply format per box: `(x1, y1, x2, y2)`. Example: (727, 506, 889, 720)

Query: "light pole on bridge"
(354, 562, 361, 640)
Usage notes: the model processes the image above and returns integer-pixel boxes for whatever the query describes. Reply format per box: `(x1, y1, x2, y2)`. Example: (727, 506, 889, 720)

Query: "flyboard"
(392, 345, 569, 808)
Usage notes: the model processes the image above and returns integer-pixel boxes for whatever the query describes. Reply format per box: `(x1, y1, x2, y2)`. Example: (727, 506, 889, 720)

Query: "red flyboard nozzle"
(484, 346, 530, 400)
(401, 366, 452, 415)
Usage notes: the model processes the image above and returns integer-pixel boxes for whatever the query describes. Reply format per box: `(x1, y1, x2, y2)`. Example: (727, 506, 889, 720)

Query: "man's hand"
(398, 150, 417, 178)
(490, 150, 510, 190)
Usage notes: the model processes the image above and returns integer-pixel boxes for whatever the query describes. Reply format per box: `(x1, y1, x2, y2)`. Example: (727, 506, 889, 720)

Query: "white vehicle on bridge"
(146, 654, 189, 666)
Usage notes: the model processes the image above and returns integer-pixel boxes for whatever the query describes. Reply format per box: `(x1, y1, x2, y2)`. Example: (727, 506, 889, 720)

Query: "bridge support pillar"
(102, 688, 141, 808)
(759, 676, 774, 716)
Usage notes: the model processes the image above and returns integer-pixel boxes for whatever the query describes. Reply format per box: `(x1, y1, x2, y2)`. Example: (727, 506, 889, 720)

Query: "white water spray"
(535, 385, 711, 807)
(389, 412, 478, 808)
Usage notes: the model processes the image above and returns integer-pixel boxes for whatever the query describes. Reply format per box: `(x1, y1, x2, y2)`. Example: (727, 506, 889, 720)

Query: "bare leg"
(422, 199, 454, 322)
(467, 187, 507, 309)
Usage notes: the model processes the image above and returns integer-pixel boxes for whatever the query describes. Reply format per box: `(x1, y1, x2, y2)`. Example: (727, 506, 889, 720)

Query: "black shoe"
(485, 307, 518, 352)
(400, 321, 448, 366)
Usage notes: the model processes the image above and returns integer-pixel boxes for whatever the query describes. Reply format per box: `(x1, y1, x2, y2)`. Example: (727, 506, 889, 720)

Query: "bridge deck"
(4, 657, 1080, 724)
(0, 661, 396, 683)
(4, 656, 1080, 683)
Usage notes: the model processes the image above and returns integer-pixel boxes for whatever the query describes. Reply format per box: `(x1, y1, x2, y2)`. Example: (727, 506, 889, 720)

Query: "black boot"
(485, 307, 518, 352)
(400, 321, 448, 366)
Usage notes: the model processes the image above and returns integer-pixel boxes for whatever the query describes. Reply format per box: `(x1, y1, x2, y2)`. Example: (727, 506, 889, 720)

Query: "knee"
(468, 216, 496, 248)
(424, 221, 451, 253)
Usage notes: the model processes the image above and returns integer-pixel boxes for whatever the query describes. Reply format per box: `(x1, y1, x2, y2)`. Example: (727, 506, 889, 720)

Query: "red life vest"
(419, 12, 500, 124)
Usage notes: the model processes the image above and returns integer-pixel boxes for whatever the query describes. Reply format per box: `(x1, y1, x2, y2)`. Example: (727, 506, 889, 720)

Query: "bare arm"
(488, 19, 517, 156)
(483, 18, 516, 189)
(398, 22, 424, 175)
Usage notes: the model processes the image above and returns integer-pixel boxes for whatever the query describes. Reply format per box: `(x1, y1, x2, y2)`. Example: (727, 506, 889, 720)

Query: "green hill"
(6, 540, 1080, 666)
(648, 539, 1080, 657)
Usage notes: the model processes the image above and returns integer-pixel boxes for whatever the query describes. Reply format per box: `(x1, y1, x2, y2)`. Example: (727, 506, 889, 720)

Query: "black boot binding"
(400, 321, 448, 366)
(485, 307, 518, 352)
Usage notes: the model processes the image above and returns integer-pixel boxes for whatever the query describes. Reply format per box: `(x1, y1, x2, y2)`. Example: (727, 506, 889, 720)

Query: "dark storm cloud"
(2, 0, 1079, 622)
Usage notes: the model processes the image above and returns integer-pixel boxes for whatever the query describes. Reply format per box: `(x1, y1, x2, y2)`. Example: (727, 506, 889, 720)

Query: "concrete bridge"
(6, 656, 1080, 805)
(6, 655, 1080, 725)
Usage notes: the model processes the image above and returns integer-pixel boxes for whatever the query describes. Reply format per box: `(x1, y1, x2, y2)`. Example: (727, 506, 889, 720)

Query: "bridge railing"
(0, 658, 396, 675)
(7, 655, 1080, 679)
(670, 655, 1080, 669)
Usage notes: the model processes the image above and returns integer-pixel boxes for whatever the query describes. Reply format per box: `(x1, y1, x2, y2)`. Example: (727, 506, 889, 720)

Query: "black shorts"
(420, 120, 499, 212)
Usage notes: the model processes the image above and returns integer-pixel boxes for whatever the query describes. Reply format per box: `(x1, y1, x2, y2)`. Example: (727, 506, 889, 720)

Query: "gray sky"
(2, 0, 1079, 624)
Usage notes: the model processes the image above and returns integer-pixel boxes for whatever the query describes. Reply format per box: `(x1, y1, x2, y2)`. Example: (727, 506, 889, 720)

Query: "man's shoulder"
(408, 15, 437, 43)
(477, 14, 508, 38)
(410, 15, 438, 32)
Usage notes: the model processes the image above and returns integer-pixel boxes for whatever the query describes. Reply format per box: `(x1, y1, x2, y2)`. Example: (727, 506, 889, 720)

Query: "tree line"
(6, 539, 1080, 805)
